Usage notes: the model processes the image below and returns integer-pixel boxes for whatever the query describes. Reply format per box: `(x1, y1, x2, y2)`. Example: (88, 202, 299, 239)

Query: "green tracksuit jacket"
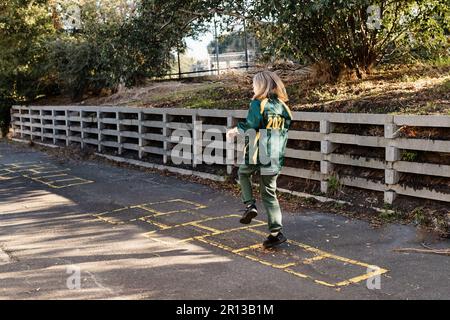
(237, 95, 292, 175)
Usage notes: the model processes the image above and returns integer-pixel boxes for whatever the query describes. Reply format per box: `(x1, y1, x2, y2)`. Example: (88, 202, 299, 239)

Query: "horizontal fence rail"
(10, 105, 450, 205)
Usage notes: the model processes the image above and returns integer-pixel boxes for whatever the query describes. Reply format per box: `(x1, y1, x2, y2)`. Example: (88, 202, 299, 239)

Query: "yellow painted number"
(266, 116, 285, 129)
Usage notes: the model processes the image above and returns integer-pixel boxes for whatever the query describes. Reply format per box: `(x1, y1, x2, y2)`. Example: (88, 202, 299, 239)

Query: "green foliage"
(0, 0, 236, 103)
(248, 0, 450, 78)
(402, 150, 418, 162)
(412, 207, 428, 225)
(379, 209, 399, 222)
(1, 0, 448, 109)
(0, 0, 55, 102)
(45, 0, 229, 100)
(327, 175, 341, 195)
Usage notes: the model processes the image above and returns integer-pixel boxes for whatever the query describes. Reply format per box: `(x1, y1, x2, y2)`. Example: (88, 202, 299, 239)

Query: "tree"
(247, 0, 450, 78)
(45, 0, 232, 100)
(0, 0, 55, 102)
(0, 0, 55, 134)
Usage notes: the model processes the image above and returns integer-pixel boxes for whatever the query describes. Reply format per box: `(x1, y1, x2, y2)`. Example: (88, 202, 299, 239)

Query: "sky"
(185, 33, 214, 61)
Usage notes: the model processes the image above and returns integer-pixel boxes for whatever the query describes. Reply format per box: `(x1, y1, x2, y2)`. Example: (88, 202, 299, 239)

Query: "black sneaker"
(239, 204, 258, 224)
(263, 232, 287, 249)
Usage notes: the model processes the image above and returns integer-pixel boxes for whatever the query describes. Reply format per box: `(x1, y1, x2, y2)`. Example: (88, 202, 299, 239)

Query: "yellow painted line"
(27, 177, 57, 186)
(199, 237, 297, 269)
(197, 237, 235, 251)
(170, 198, 208, 209)
(28, 166, 55, 172)
(94, 206, 134, 216)
(139, 198, 207, 215)
(247, 227, 389, 286)
(284, 268, 309, 279)
(247, 228, 375, 269)
(10, 161, 94, 188)
(199, 221, 267, 236)
(26, 168, 71, 175)
(30, 173, 69, 179)
(142, 214, 263, 243)
(92, 200, 389, 289)
(314, 280, 337, 287)
(232, 244, 262, 253)
(140, 218, 172, 231)
(302, 254, 330, 265)
(142, 235, 174, 245)
(190, 222, 222, 233)
(142, 214, 238, 230)
(6, 161, 40, 166)
(94, 215, 125, 225)
(6, 168, 36, 173)
(135, 205, 160, 215)
(142, 215, 235, 233)
(47, 176, 86, 183)
(50, 180, 94, 188)
(142, 215, 267, 244)
(334, 268, 389, 287)
(284, 268, 335, 287)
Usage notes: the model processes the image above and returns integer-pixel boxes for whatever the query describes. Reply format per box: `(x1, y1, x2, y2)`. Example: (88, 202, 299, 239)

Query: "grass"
(413, 207, 428, 225)
(327, 175, 341, 195)
(380, 207, 401, 223)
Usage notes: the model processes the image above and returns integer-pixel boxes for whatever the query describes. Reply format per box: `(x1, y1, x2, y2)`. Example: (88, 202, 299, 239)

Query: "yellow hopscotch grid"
(92, 198, 389, 288)
(139, 198, 208, 215)
(246, 228, 388, 287)
(92, 199, 209, 227)
(0, 162, 93, 188)
(0, 168, 21, 180)
(143, 215, 267, 243)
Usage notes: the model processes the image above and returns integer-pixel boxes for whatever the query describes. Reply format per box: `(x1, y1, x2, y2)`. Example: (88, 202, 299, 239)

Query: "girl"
(227, 71, 292, 248)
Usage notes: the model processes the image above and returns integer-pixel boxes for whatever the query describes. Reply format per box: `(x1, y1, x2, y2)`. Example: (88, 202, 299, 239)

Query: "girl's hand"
(226, 127, 239, 140)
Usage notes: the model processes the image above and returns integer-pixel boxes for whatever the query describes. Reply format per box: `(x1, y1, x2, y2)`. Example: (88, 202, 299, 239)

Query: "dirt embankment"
(34, 61, 450, 115)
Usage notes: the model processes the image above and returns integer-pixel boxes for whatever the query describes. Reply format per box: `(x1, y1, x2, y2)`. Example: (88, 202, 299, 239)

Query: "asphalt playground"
(0, 140, 449, 299)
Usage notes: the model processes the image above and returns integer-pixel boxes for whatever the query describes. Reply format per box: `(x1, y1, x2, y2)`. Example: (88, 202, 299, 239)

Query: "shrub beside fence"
(10, 105, 450, 205)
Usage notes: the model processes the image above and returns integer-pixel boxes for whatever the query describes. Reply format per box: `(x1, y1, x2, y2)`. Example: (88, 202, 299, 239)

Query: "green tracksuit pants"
(238, 164, 282, 233)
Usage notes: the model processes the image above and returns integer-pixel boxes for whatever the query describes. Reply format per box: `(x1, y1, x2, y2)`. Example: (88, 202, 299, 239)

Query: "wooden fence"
(10, 105, 450, 204)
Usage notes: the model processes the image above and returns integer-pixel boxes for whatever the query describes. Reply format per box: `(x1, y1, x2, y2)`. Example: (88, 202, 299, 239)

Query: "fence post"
(320, 120, 336, 193)
(30, 109, 34, 142)
(138, 111, 143, 159)
(97, 110, 102, 152)
(80, 111, 85, 149)
(116, 111, 122, 155)
(19, 108, 23, 139)
(65, 109, 70, 147)
(52, 109, 56, 145)
(192, 112, 202, 168)
(384, 116, 400, 204)
(162, 113, 169, 164)
(39, 109, 44, 142)
(226, 115, 235, 175)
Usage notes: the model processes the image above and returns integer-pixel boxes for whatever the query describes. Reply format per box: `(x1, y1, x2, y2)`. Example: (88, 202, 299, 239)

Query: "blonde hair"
(252, 71, 288, 102)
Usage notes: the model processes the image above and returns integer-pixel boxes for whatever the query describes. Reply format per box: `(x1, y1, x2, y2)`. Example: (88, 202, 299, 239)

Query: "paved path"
(0, 140, 449, 299)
